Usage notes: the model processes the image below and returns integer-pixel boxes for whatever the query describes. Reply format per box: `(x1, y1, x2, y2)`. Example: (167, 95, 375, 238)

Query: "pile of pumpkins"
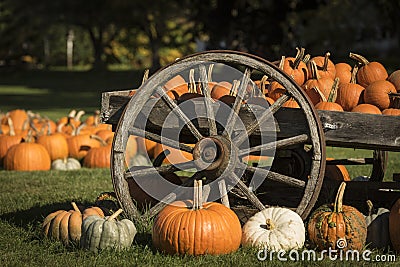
(0, 108, 143, 171)
(42, 181, 400, 255)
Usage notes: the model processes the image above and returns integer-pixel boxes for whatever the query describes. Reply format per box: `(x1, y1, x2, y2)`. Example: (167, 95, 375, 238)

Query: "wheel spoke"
(241, 163, 305, 188)
(233, 93, 290, 146)
(223, 68, 252, 137)
(228, 172, 265, 211)
(199, 64, 218, 135)
(218, 179, 230, 208)
(238, 134, 309, 156)
(125, 161, 196, 180)
(128, 126, 194, 153)
(155, 86, 203, 141)
(145, 171, 202, 218)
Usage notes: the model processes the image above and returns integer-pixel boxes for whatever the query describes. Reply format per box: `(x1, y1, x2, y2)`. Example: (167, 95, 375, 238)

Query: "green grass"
(0, 69, 144, 120)
(1, 168, 399, 266)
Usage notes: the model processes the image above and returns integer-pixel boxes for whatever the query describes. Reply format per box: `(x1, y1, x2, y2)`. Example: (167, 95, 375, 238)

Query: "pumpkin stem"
(350, 64, 359, 84)
(308, 60, 320, 80)
(366, 200, 374, 216)
(7, 117, 16, 136)
(265, 218, 275, 230)
(322, 52, 331, 72)
(334, 182, 346, 213)
(260, 75, 268, 96)
(108, 208, 123, 221)
(71, 202, 81, 213)
(328, 78, 340, 103)
(75, 110, 85, 122)
(349, 52, 370, 66)
(68, 109, 77, 119)
(193, 179, 203, 210)
(141, 69, 150, 85)
(90, 134, 108, 146)
(314, 86, 327, 102)
(292, 47, 305, 69)
(302, 54, 311, 64)
(188, 68, 196, 94)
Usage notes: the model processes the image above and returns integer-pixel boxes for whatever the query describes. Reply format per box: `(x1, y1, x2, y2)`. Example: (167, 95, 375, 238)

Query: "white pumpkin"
(51, 157, 81, 170)
(241, 207, 305, 251)
(365, 200, 391, 249)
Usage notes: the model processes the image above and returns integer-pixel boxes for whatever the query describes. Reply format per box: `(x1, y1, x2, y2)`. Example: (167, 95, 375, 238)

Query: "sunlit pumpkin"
(349, 52, 388, 87)
(363, 80, 396, 110)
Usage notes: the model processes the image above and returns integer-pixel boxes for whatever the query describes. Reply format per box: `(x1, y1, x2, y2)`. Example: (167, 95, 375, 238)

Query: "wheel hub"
(193, 135, 236, 176)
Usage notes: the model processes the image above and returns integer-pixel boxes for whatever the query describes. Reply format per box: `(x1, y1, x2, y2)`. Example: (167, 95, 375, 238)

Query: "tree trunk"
(88, 27, 107, 70)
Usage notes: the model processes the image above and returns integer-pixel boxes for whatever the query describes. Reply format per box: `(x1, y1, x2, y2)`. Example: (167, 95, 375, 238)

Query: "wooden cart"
(100, 50, 400, 223)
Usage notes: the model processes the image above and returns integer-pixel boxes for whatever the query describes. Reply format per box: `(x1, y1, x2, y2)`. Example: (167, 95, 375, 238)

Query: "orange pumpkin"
(325, 158, 351, 181)
(282, 47, 308, 86)
(153, 143, 193, 164)
(82, 136, 111, 168)
(4, 133, 51, 171)
(309, 52, 336, 80)
(388, 70, 400, 92)
(336, 66, 364, 111)
(351, 104, 381, 115)
(6, 109, 28, 132)
(164, 75, 188, 97)
(315, 78, 344, 111)
(0, 118, 23, 165)
(349, 52, 388, 87)
(382, 108, 400, 116)
(363, 80, 396, 110)
(307, 182, 367, 251)
(335, 62, 352, 85)
(211, 81, 233, 100)
(67, 133, 101, 160)
(36, 124, 69, 161)
(152, 180, 242, 255)
(303, 61, 334, 105)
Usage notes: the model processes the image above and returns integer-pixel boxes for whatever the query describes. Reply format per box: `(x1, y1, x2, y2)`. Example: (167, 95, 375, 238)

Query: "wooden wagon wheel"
(111, 50, 326, 223)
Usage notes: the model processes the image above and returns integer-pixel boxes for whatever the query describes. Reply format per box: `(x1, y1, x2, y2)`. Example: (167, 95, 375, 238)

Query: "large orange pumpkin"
(6, 109, 28, 132)
(67, 133, 101, 160)
(363, 80, 396, 110)
(4, 136, 51, 171)
(307, 182, 367, 251)
(325, 158, 351, 181)
(82, 136, 111, 168)
(36, 127, 69, 161)
(336, 67, 364, 111)
(350, 52, 388, 87)
(152, 180, 242, 255)
(388, 69, 400, 92)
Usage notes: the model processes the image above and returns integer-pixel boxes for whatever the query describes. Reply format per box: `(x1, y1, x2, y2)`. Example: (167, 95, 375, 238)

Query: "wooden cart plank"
(100, 92, 400, 152)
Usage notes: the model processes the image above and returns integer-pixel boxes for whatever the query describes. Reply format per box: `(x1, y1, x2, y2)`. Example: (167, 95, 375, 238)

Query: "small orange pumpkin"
(351, 104, 381, 115)
(363, 80, 396, 110)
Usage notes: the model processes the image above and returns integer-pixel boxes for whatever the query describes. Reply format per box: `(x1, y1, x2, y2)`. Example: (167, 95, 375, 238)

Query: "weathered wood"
(199, 64, 218, 135)
(101, 94, 400, 151)
(218, 179, 230, 208)
(230, 172, 265, 211)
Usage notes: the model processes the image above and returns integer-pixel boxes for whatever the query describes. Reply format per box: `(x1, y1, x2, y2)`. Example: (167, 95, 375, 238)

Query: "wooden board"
(100, 91, 400, 152)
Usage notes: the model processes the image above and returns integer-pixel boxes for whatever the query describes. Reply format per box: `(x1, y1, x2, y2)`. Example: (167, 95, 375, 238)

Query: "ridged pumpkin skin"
(241, 207, 305, 251)
(350, 53, 388, 87)
(80, 210, 137, 252)
(51, 158, 81, 170)
(0, 135, 22, 165)
(4, 142, 51, 171)
(42, 202, 83, 246)
(336, 82, 364, 111)
(307, 183, 367, 251)
(36, 133, 69, 161)
(363, 80, 396, 110)
(351, 104, 381, 114)
(382, 108, 400, 116)
(67, 134, 101, 160)
(335, 62, 352, 85)
(388, 69, 400, 92)
(389, 198, 400, 253)
(152, 200, 242, 255)
(83, 145, 111, 168)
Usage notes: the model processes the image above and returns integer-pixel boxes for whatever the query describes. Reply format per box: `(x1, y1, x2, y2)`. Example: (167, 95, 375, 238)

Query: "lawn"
(1, 69, 400, 266)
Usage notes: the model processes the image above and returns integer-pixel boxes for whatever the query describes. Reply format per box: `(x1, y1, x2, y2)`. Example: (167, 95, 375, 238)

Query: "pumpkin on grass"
(83, 135, 111, 168)
(307, 182, 367, 251)
(241, 206, 305, 251)
(152, 180, 242, 255)
(36, 121, 69, 161)
(51, 157, 81, 171)
(4, 130, 51, 171)
(0, 117, 23, 166)
(80, 209, 136, 252)
(42, 202, 104, 246)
